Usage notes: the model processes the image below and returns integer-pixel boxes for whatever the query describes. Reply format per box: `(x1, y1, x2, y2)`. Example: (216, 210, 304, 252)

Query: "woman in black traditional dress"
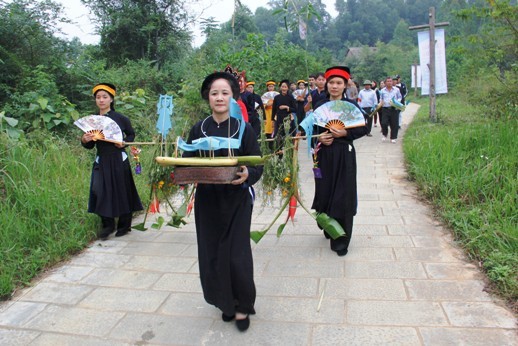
(81, 83, 143, 240)
(272, 79, 296, 150)
(182, 72, 263, 332)
(294, 79, 307, 130)
(312, 67, 368, 256)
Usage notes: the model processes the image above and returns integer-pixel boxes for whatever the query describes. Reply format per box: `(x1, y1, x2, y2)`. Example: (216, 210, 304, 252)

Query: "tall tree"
(0, 0, 69, 102)
(391, 19, 416, 47)
(253, 7, 282, 43)
(331, 0, 401, 48)
(267, 0, 332, 51)
(220, 4, 258, 41)
(81, 0, 193, 67)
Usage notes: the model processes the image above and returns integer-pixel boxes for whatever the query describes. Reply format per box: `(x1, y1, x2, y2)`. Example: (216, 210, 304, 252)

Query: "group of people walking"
(80, 65, 406, 333)
(241, 73, 407, 144)
(358, 75, 408, 143)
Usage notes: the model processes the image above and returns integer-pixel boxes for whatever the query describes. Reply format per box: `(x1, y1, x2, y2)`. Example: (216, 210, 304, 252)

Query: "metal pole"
(429, 7, 436, 122)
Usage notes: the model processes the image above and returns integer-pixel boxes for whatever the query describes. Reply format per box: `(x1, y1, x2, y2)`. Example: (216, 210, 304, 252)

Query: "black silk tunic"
(183, 116, 263, 316)
(272, 93, 296, 137)
(311, 98, 368, 221)
(81, 110, 143, 218)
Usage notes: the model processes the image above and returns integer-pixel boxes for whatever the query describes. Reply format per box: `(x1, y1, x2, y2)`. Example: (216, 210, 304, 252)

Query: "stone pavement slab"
(0, 103, 516, 345)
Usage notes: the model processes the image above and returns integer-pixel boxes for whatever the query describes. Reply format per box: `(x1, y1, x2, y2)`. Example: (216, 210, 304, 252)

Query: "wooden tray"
(173, 166, 240, 184)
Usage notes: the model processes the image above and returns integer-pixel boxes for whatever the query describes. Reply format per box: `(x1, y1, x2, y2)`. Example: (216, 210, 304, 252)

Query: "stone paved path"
(1, 104, 516, 345)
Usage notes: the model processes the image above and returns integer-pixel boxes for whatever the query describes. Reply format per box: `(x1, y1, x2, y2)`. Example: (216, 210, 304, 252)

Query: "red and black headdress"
(324, 66, 351, 82)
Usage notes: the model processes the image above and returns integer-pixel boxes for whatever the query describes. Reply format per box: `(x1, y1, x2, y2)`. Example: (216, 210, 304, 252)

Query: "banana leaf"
(277, 222, 287, 237)
(316, 213, 346, 239)
(250, 230, 267, 243)
(168, 198, 188, 228)
(132, 222, 147, 232)
(151, 216, 165, 229)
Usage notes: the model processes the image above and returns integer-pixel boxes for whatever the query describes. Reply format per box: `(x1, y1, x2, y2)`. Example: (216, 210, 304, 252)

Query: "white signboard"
(411, 64, 422, 88)
(418, 28, 448, 95)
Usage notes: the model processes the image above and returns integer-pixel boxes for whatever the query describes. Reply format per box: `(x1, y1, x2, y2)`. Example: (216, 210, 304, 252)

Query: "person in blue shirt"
(379, 76, 403, 143)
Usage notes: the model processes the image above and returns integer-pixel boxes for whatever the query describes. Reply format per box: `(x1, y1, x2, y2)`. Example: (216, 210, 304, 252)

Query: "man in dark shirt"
(304, 72, 327, 112)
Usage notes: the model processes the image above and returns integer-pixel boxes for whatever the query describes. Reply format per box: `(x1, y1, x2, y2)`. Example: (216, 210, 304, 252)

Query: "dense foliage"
(2, 0, 516, 130)
(0, 0, 516, 305)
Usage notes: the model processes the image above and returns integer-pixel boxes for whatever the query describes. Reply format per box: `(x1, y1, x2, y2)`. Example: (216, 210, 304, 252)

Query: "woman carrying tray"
(80, 83, 143, 240)
(182, 72, 263, 331)
(312, 66, 368, 256)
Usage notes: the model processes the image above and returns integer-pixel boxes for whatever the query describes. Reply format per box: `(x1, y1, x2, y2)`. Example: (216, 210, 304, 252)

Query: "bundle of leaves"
(258, 118, 298, 206)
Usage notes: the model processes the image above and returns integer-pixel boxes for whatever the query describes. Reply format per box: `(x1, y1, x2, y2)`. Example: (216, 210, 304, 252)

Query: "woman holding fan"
(312, 67, 368, 256)
(261, 80, 278, 137)
(81, 83, 143, 240)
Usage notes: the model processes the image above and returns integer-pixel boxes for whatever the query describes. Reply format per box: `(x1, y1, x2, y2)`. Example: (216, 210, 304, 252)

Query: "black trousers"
(101, 216, 115, 233)
(381, 107, 399, 139)
(117, 213, 132, 232)
(101, 213, 132, 233)
(362, 107, 373, 134)
(330, 213, 354, 252)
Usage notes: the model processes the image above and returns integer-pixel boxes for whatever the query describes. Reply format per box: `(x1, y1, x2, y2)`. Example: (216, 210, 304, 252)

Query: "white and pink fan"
(292, 89, 307, 99)
(261, 91, 279, 105)
(74, 115, 124, 144)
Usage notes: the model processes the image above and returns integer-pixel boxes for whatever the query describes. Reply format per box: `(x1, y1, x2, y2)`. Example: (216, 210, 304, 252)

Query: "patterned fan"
(261, 91, 279, 104)
(292, 89, 306, 99)
(74, 115, 124, 144)
(312, 100, 365, 130)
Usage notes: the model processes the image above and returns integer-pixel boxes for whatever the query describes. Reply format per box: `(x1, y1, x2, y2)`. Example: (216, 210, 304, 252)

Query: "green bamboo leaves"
(315, 213, 346, 239)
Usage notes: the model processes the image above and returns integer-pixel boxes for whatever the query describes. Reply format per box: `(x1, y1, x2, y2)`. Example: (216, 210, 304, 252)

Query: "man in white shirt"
(379, 76, 402, 143)
(358, 80, 378, 136)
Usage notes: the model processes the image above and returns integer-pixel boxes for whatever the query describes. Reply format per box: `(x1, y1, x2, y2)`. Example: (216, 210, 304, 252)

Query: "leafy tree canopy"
(80, 0, 193, 67)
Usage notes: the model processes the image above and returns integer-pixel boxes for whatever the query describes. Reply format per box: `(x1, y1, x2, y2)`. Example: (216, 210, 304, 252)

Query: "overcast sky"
(56, 0, 338, 46)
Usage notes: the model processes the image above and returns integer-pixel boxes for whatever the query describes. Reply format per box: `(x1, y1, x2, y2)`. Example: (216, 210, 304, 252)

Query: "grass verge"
(403, 95, 517, 309)
(0, 133, 153, 299)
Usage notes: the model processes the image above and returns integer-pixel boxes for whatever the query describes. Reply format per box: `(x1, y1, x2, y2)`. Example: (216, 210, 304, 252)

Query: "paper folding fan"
(312, 100, 365, 130)
(292, 89, 306, 99)
(261, 91, 279, 104)
(74, 115, 124, 144)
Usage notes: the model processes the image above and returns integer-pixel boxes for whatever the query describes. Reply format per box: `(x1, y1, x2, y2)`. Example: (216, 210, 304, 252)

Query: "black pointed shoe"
(235, 315, 250, 331)
(115, 229, 130, 237)
(222, 313, 235, 322)
(330, 236, 349, 256)
(99, 227, 114, 241)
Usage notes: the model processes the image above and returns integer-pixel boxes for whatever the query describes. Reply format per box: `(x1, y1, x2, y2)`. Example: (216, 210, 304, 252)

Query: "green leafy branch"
(252, 120, 345, 243)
